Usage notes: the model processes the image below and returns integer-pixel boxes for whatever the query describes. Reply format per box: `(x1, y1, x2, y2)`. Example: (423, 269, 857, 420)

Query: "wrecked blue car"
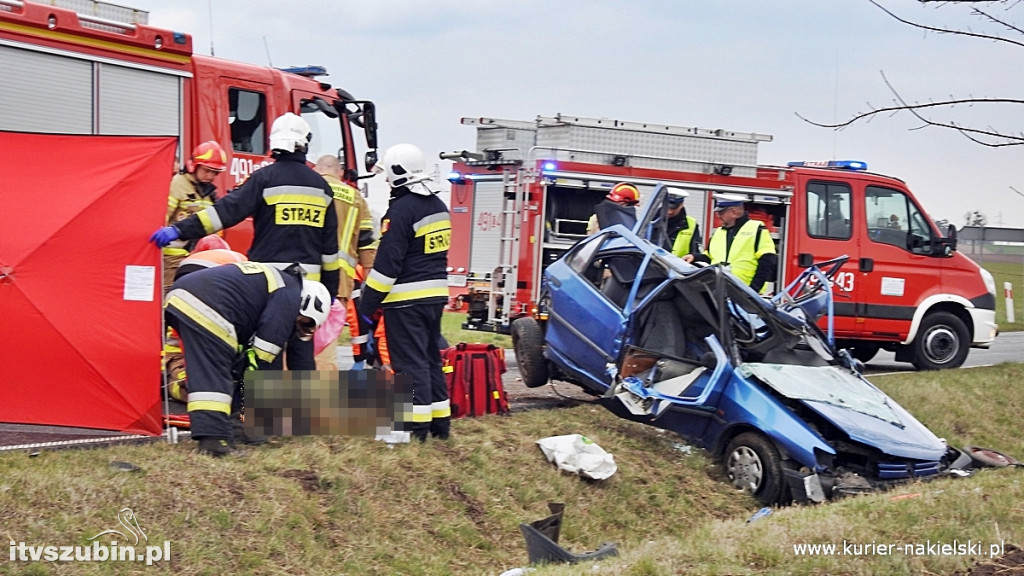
(511, 184, 967, 505)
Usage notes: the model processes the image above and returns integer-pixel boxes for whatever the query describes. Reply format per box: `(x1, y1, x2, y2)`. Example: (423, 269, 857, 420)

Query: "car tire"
(511, 317, 549, 388)
(724, 432, 786, 505)
(848, 344, 880, 363)
(911, 312, 970, 370)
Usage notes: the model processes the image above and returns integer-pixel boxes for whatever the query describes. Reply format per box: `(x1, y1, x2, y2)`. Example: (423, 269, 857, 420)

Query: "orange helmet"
(607, 182, 640, 206)
(186, 141, 228, 173)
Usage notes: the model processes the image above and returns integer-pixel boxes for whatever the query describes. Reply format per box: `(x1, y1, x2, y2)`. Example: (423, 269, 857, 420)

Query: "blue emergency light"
(447, 171, 465, 183)
(787, 160, 868, 171)
(542, 161, 558, 172)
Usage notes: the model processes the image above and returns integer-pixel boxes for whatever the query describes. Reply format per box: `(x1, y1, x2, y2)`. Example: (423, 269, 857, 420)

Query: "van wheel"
(511, 317, 549, 388)
(848, 345, 880, 363)
(724, 432, 785, 505)
(911, 312, 970, 370)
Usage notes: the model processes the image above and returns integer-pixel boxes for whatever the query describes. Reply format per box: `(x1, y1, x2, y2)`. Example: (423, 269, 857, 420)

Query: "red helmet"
(193, 234, 231, 252)
(186, 141, 227, 173)
(607, 182, 640, 206)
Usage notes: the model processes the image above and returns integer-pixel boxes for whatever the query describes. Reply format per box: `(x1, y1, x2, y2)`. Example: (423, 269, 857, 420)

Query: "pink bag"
(313, 299, 347, 356)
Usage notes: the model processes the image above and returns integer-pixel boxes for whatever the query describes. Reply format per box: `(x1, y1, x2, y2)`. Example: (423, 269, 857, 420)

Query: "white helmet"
(298, 279, 331, 328)
(379, 143, 433, 193)
(269, 112, 312, 153)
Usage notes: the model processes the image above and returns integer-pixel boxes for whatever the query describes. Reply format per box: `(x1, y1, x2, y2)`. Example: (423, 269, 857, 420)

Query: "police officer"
(664, 188, 701, 258)
(586, 182, 640, 235)
(358, 143, 452, 442)
(685, 193, 777, 293)
(151, 113, 340, 370)
(164, 262, 331, 457)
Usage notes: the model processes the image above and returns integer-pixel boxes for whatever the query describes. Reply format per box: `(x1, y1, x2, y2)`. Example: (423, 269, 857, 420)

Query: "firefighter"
(150, 112, 340, 370)
(586, 182, 640, 235)
(312, 154, 377, 371)
(358, 143, 451, 442)
(685, 193, 778, 294)
(664, 188, 701, 258)
(161, 141, 228, 293)
(164, 262, 331, 457)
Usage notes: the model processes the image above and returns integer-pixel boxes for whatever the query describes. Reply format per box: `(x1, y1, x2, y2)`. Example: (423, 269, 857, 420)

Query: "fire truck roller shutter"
(469, 179, 505, 277)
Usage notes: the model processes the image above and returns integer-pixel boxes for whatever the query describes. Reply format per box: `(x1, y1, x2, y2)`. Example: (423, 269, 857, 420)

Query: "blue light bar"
(279, 65, 328, 78)
(542, 161, 557, 172)
(447, 171, 463, 182)
(787, 160, 868, 171)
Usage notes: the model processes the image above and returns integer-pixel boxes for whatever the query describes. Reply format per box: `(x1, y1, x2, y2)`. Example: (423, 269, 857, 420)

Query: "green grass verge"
(984, 261, 1024, 332)
(2, 364, 1022, 575)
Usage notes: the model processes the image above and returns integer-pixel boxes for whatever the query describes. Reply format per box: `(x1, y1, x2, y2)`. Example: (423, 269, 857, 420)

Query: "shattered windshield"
(739, 363, 902, 426)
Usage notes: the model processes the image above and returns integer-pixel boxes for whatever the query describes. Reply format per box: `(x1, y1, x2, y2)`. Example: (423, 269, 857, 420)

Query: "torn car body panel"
(518, 184, 960, 504)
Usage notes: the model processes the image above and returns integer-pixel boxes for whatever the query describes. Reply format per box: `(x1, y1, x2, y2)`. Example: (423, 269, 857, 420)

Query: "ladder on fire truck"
(487, 168, 523, 330)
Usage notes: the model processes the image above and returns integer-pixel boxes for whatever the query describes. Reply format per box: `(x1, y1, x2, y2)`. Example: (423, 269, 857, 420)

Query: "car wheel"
(724, 432, 785, 505)
(848, 344, 880, 363)
(511, 317, 549, 388)
(911, 312, 970, 370)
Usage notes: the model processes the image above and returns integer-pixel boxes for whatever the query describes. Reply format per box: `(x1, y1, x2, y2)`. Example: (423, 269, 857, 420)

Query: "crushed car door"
(544, 231, 632, 390)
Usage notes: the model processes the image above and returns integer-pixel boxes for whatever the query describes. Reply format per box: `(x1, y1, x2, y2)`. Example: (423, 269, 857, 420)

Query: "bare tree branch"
(798, 2, 1024, 147)
(796, 72, 1024, 147)
(871, 0, 1024, 47)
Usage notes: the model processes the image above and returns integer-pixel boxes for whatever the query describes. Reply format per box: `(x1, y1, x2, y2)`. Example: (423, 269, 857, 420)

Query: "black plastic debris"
(519, 502, 617, 565)
(109, 461, 142, 473)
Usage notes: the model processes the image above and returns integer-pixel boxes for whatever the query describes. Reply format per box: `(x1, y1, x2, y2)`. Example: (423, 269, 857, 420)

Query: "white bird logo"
(87, 508, 148, 545)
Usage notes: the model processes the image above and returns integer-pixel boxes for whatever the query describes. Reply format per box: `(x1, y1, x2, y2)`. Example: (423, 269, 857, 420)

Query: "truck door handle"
(859, 258, 874, 273)
(798, 253, 814, 268)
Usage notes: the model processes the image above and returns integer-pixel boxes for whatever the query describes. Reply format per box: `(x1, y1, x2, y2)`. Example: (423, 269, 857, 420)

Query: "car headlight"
(979, 267, 996, 296)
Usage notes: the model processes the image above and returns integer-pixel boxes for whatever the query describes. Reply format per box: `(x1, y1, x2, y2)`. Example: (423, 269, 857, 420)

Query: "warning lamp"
(788, 160, 868, 171)
(542, 161, 557, 172)
(448, 171, 466, 184)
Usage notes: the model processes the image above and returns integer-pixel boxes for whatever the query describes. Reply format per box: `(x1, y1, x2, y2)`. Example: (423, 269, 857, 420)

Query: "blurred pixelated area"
(243, 370, 413, 437)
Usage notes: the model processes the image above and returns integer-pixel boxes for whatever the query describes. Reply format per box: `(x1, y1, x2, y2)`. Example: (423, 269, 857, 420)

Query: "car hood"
(740, 363, 947, 461)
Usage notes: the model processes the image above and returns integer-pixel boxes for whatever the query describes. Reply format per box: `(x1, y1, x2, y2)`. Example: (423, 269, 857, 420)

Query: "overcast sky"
(128, 0, 1024, 228)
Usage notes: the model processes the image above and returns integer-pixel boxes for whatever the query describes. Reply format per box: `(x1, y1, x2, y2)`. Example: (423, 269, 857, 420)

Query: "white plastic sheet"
(536, 434, 617, 480)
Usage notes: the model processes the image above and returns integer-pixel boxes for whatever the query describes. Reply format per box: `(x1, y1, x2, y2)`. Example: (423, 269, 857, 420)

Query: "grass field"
(2, 364, 1022, 575)
(983, 261, 1024, 332)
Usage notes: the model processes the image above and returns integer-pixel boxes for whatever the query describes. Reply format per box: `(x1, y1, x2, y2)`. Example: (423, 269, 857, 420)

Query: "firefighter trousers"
(383, 303, 450, 440)
(166, 312, 237, 441)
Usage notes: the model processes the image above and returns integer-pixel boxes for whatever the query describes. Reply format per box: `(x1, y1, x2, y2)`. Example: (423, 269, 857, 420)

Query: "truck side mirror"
(364, 150, 378, 174)
(947, 224, 958, 252)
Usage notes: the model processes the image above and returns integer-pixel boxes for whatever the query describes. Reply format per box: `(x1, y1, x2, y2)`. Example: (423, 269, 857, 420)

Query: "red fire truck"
(443, 115, 998, 370)
(0, 0, 378, 250)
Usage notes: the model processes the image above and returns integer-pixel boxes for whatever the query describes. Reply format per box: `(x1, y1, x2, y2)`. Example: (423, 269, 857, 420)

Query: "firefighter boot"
(232, 413, 267, 446)
(429, 417, 451, 441)
(196, 438, 242, 458)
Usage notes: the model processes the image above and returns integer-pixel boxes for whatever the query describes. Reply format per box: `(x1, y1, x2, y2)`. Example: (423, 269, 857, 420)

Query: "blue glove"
(150, 226, 180, 248)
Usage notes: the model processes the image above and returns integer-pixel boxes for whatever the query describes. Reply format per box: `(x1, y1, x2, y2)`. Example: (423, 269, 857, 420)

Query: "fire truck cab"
(0, 0, 379, 251)
(444, 114, 998, 370)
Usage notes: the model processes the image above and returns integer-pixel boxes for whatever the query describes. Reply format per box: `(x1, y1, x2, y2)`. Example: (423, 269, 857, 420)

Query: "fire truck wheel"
(911, 311, 970, 370)
(848, 345, 880, 363)
(511, 317, 549, 388)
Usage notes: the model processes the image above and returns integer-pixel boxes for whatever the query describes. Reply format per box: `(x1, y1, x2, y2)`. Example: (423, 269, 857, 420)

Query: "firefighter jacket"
(667, 210, 701, 258)
(586, 200, 637, 235)
(164, 172, 217, 256)
(164, 261, 302, 367)
(701, 215, 778, 293)
(173, 150, 340, 298)
(359, 186, 450, 316)
(322, 173, 377, 299)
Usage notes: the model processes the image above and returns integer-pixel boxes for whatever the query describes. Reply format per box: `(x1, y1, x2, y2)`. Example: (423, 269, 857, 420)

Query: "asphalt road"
(862, 330, 1023, 374)
(502, 330, 1023, 382)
